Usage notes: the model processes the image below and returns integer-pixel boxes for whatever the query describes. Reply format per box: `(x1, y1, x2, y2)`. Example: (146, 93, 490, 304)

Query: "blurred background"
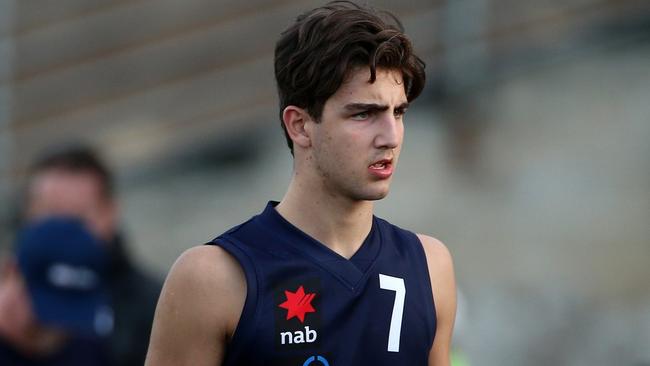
(0, 0, 648, 364)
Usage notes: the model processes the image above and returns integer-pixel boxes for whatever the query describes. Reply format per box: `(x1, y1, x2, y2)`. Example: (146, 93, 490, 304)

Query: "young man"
(146, 2, 456, 365)
(21, 147, 162, 366)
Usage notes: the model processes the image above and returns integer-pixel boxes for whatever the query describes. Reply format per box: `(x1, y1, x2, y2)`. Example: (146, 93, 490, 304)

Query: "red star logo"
(278, 285, 316, 323)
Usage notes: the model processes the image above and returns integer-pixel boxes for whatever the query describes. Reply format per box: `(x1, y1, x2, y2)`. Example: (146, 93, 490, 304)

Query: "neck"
(276, 174, 374, 259)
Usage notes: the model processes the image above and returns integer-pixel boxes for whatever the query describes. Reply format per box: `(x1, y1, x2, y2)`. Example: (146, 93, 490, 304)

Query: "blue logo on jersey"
(302, 355, 329, 366)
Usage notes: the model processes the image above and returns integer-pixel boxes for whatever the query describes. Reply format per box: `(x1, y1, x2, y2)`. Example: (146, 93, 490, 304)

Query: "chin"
(359, 188, 390, 201)
(367, 194, 388, 201)
(341, 179, 392, 201)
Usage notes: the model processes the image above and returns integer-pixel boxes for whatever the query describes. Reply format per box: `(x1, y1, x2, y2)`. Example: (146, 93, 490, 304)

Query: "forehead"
(329, 67, 407, 105)
(29, 169, 105, 206)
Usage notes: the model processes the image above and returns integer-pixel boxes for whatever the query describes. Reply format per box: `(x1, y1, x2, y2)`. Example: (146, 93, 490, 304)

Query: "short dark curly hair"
(274, 0, 426, 153)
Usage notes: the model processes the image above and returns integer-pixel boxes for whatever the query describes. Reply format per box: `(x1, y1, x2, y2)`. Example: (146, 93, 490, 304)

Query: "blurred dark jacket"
(107, 234, 162, 366)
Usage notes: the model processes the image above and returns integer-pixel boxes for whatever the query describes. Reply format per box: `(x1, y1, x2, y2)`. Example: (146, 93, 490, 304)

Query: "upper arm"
(145, 245, 247, 366)
(417, 234, 457, 366)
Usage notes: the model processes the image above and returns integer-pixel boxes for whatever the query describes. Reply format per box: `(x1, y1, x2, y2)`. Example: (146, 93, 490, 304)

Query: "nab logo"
(275, 283, 321, 349)
(278, 285, 316, 323)
(280, 326, 317, 345)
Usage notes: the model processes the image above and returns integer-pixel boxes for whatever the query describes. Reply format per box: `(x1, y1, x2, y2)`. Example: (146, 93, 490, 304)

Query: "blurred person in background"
(147, 2, 455, 366)
(0, 217, 112, 365)
(16, 145, 162, 366)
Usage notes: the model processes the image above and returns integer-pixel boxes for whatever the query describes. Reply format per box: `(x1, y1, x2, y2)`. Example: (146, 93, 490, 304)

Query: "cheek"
(313, 136, 348, 178)
(333, 133, 365, 164)
(312, 123, 367, 170)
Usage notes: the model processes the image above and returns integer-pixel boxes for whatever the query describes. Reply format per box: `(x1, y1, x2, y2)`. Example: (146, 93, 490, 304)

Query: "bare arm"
(145, 245, 246, 366)
(417, 234, 457, 366)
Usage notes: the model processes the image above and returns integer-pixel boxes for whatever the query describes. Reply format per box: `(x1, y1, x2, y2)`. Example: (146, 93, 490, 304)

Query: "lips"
(368, 158, 394, 179)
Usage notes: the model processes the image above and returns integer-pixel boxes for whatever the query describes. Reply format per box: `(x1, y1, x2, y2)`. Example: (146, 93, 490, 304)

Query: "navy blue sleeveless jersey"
(208, 202, 436, 366)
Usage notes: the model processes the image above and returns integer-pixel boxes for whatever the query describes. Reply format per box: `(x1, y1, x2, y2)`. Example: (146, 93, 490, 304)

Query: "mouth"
(368, 158, 394, 179)
(369, 159, 391, 169)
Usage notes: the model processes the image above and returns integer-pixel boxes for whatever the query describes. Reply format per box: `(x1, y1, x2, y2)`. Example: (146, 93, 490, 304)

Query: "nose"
(374, 113, 401, 150)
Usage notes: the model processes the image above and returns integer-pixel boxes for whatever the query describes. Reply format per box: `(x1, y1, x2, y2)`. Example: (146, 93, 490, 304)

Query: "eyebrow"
(343, 102, 410, 112)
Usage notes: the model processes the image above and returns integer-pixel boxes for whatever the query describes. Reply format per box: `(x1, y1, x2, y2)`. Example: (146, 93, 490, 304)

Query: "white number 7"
(379, 274, 406, 352)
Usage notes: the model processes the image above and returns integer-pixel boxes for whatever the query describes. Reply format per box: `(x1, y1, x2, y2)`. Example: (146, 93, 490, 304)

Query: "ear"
(282, 106, 312, 150)
(97, 198, 119, 243)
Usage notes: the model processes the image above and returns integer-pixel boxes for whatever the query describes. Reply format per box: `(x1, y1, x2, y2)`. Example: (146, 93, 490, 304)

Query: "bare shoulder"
(416, 234, 456, 366)
(415, 234, 455, 306)
(145, 244, 246, 366)
(416, 234, 454, 279)
(171, 244, 246, 290)
(163, 244, 246, 332)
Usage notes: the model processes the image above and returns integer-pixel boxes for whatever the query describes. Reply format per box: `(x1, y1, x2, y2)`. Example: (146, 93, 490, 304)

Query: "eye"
(394, 108, 407, 118)
(351, 111, 371, 120)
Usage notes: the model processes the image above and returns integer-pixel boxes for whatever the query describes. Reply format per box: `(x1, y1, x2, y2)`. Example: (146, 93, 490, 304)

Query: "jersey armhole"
(206, 235, 259, 357)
